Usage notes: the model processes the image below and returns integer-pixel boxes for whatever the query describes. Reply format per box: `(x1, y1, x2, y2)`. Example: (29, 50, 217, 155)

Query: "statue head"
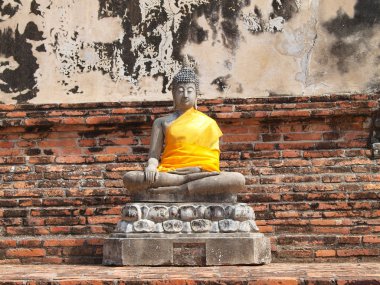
(172, 56, 199, 111)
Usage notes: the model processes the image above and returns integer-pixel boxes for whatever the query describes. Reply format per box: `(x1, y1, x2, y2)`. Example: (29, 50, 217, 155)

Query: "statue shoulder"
(153, 113, 178, 131)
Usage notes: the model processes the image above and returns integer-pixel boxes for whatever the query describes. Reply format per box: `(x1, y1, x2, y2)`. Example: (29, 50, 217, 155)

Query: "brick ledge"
(0, 94, 379, 128)
(0, 263, 379, 284)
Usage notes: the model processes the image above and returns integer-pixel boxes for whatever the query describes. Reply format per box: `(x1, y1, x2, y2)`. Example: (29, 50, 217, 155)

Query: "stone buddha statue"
(105, 58, 271, 267)
(123, 58, 245, 202)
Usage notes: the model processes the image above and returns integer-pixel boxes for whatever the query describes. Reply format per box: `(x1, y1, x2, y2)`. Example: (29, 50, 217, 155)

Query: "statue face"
(172, 82, 197, 111)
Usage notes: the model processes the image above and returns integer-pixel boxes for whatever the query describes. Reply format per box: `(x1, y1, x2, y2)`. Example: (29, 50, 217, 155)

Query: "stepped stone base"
(103, 202, 271, 266)
(103, 233, 271, 266)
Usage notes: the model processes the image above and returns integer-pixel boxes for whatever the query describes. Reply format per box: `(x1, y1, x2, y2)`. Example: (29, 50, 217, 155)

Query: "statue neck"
(174, 106, 193, 116)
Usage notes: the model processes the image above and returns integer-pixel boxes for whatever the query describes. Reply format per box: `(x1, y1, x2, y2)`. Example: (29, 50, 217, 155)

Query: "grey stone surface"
(116, 221, 133, 233)
(239, 220, 259, 233)
(140, 205, 149, 219)
(219, 219, 239, 233)
(105, 202, 272, 266)
(210, 221, 219, 233)
(204, 206, 225, 221)
(182, 221, 192, 233)
(191, 219, 212, 232)
(103, 233, 271, 266)
(196, 205, 207, 219)
(103, 236, 173, 266)
(155, 222, 164, 233)
(148, 206, 169, 222)
(122, 205, 141, 221)
(233, 204, 255, 221)
(114, 203, 261, 234)
(179, 205, 197, 221)
(133, 219, 155, 233)
(163, 220, 183, 233)
(168, 206, 179, 219)
(130, 191, 238, 203)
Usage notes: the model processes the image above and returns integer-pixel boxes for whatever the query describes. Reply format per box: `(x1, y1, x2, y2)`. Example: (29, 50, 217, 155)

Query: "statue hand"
(145, 164, 159, 184)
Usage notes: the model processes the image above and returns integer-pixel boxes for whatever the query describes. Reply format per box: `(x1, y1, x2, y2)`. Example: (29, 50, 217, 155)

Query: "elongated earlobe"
(194, 99, 197, 110)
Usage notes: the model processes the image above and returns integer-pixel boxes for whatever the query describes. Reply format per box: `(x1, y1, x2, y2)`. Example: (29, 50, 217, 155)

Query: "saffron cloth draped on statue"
(157, 108, 223, 172)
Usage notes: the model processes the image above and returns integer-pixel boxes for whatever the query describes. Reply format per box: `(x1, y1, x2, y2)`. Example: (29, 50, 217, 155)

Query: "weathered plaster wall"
(0, 0, 379, 104)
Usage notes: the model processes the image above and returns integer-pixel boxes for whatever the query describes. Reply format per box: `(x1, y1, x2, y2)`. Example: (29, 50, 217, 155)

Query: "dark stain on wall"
(0, 22, 43, 103)
(271, 0, 299, 21)
(0, 0, 21, 21)
(211, 72, 242, 94)
(36, 44, 46, 52)
(94, 0, 300, 94)
(30, 0, 42, 16)
(188, 11, 208, 45)
(68, 85, 83, 95)
(212, 75, 229, 92)
(96, 0, 254, 92)
(324, 0, 380, 74)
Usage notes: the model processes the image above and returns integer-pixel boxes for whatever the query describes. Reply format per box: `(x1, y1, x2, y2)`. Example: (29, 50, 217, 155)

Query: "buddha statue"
(123, 57, 245, 202)
(105, 62, 272, 266)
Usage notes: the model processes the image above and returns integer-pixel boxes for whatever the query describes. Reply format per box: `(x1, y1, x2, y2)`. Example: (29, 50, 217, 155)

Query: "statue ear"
(194, 98, 197, 110)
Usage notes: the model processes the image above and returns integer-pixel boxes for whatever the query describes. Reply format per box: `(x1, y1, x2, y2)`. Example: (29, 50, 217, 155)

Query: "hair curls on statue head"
(172, 55, 200, 94)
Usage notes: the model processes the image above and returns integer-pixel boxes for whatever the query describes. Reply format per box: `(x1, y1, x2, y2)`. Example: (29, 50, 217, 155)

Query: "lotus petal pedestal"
(103, 203, 271, 266)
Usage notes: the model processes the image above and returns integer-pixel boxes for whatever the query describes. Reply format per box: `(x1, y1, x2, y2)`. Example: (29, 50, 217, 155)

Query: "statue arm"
(145, 118, 164, 183)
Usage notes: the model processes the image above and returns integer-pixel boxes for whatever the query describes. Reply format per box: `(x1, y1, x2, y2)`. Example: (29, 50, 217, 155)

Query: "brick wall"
(0, 94, 379, 264)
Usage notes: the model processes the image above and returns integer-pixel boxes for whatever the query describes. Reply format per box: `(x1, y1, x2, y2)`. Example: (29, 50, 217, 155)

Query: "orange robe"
(157, 108, 223, 172)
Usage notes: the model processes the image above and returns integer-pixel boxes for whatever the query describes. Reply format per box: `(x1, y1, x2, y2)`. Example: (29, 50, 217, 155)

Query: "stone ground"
(0, 264, 379, 284)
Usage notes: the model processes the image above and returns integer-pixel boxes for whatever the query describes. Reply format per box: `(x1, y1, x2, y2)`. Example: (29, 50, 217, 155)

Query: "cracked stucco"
(0, 0, 379, 104)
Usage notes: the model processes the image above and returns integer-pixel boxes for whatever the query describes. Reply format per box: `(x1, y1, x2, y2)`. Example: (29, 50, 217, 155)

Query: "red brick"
(259, 226, 274, 233)
(61, 117, 85, 125)
(55, 156, 87, 164)
(6, 248, 46, 257)
(283, 133, 322, 141)
(254, 143, 277, 151)
(275, 211, 300, 218)
(85, 116, 125, 124)
(44, 239, 85, 247)
(222, 134, 260, 143)
(271, 110, 311, 117)
(303, 150, 345, 158)
(312, 227, 350, 234)
(111, 107, 146, 114)
(282, 150, 301, 158)
(214, 112, 242, 119)
(87, 216, 119, 225)
(49, 110, 87, 116)
(315, 250, 336, 257)
(24, 118, 61, 126)
(86, 238, 104, 246)
(337, 249, 380, 257)
(363, 236, 380, 244)
(17, 240, 42, 247)
(250, 280, 299, 285)
(277, 249, 314, 258)
(0, 240, 16, 248)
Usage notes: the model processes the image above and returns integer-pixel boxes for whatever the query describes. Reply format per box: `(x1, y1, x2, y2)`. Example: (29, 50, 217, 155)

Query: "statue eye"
(187, 87, 194, 93)
(178, 87, 184, 93)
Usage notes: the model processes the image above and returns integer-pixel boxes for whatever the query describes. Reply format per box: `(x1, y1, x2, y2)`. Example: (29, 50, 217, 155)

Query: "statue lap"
(123, 170, 245, 202)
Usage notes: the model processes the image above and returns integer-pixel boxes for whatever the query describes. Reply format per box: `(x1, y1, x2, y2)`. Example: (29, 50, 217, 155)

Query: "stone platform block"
(103, 233, 271, 266)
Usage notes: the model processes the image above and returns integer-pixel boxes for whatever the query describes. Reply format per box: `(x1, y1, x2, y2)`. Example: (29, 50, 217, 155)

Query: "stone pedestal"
(103, 233, 271, 266)
(103, 203, 271, 266)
